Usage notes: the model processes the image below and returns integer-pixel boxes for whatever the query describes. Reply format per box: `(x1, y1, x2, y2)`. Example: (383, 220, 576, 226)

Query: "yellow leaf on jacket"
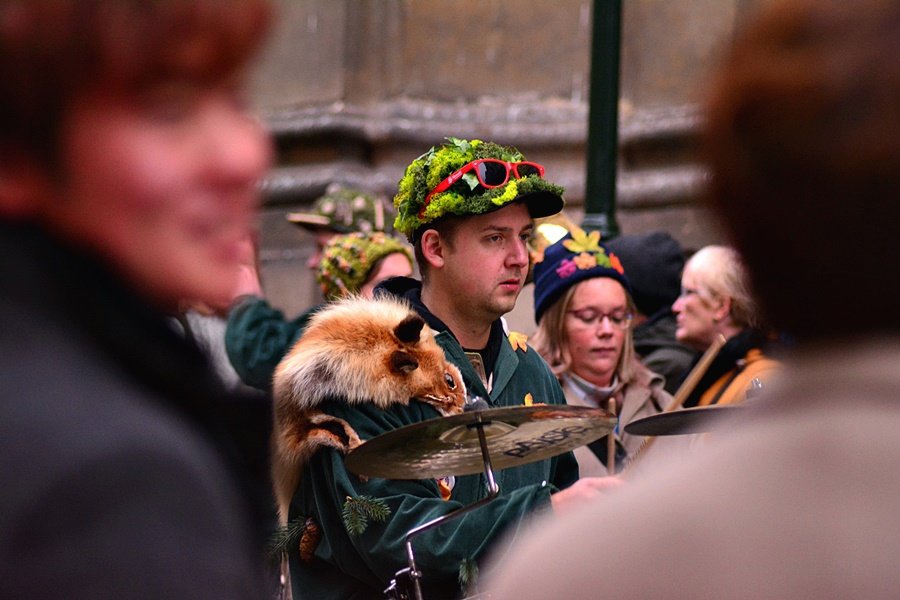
(508, 331, 528, 353)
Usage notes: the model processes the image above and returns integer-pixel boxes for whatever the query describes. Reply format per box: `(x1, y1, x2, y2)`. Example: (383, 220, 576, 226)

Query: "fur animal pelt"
(271, 295, 466, 524)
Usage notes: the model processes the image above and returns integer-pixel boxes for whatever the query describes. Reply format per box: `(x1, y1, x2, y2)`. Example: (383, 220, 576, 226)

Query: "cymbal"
(624, 404, 745, 437)
(345, 405, 616, 479)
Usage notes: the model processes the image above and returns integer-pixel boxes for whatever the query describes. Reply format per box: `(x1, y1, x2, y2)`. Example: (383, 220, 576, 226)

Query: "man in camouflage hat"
(287, 184, 394, 270)
(286, 138, 621, 600)
(224, 185, 396, 390)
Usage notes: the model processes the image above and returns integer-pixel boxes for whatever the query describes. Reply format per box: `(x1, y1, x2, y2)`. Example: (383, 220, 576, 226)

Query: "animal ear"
(394, 314, 425, 345)
(390, 350, 419, 374)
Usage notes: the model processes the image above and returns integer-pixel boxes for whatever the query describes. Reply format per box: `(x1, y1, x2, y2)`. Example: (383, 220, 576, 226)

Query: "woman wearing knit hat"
(531, 226, 673, 476)
(316, 231, 413, 300)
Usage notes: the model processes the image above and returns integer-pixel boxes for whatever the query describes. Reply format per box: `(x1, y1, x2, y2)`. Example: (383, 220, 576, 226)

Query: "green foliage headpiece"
(393, 137, 565, 241)
(287, 185, 395, 234)
(316, 232, 412, 300)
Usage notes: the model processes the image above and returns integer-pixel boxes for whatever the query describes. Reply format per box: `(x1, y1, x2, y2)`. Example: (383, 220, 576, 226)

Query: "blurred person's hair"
(703, 0, 900, 340)
(0, 0, 271, 167)
(685, 246, 758, 330)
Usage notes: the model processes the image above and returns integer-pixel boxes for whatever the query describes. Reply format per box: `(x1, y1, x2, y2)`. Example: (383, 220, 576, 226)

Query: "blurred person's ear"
(714, 296, 732, 323)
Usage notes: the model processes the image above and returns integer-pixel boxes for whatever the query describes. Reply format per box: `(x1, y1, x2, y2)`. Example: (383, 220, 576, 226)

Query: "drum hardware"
(383, 567, 414, 600)
(382, 412, 500, 600)
(346, 404, 616, 600)
(606, 397, 616, 474)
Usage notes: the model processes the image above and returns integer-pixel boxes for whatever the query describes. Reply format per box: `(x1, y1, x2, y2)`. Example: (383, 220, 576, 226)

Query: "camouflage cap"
(316, 232, 413, 300)
(393, 137, 565, 242)
(286, 185, 395, 234)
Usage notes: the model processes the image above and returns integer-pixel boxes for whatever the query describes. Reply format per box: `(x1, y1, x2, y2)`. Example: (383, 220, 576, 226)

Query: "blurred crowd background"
(245, 0, 761, 327)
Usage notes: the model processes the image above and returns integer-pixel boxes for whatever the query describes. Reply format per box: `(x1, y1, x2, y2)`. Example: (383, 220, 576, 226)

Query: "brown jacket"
(563, 359, 672, 477)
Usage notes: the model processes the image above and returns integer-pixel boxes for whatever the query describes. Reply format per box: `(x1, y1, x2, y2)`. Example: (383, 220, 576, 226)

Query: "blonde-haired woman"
(531, 228, 672, 477)
(672, 245, 780, 407)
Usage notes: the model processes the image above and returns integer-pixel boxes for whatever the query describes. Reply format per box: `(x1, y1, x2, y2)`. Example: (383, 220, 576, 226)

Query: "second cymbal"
(624, 404, 745, 437)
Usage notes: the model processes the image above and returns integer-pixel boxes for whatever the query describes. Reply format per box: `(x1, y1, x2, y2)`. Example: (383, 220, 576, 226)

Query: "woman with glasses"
(531, 227, 672, 477)
(671, 245, 781, 408)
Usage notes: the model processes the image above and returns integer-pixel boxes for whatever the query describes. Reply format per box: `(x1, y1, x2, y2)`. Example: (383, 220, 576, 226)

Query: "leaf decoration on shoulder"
(508, 331, 528, 353)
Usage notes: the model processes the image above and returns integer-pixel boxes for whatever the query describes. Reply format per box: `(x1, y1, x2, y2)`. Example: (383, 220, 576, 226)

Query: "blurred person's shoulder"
(0, 297, 261, 596)
(0, 297, 241, 507)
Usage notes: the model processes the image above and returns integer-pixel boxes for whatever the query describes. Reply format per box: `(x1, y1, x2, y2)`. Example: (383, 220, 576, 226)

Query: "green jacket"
(289, 324, 579, 600)
(224, 296, 320, 391)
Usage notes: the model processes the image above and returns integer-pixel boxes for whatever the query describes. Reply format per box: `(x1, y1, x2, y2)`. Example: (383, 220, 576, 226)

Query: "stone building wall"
(247, 0, 759, 329)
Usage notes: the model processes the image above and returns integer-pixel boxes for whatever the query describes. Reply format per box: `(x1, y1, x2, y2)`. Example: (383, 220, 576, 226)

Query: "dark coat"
(632, 310, 696, 395)
(0, 222, 272, 599)
(225, 296, 321, 391)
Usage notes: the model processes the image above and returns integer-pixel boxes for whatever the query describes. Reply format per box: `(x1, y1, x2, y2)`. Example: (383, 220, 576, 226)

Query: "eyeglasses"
(566, 308, 633, 330)
(421, 159, 545, 214)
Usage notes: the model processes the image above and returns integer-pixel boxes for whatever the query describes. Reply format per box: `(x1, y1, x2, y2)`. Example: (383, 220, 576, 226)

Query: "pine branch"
(459, 557, 479, 595)
(267, 516, 307, 560)
(342, 495, 391, 537)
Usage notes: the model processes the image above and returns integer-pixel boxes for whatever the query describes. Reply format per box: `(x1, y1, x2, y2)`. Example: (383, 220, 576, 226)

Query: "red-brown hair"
(702, 0, 900, 341)
(0, 0, 272, 163)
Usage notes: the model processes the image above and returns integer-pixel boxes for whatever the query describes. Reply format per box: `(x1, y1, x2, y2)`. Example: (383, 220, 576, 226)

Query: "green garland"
(393, 137, 565, 238)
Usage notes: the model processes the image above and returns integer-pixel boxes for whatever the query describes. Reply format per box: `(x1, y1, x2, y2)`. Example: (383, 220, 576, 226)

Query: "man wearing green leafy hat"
(287, 138, 620, 599)
(224, 185, 396, 390)
(393, 137, 565, 242)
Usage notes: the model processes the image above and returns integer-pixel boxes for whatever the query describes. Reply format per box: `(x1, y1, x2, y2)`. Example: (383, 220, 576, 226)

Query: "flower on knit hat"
(556, 258, 577, 278)
(573, 252, 597, 270)
(562, 227, 603, 255)
(556, 226, 626, 276)
(609, 253, 624, 274)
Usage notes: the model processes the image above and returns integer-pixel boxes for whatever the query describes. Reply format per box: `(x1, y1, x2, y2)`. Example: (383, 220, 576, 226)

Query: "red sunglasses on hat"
(420, 159, 545, 216)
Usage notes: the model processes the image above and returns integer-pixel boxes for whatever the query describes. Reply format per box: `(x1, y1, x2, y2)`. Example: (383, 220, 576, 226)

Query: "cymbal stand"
(386, 413, 501, 600)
